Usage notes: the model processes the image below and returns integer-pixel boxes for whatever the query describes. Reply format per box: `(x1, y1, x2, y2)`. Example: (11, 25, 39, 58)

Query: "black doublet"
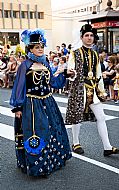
(26, 68, 51, 96)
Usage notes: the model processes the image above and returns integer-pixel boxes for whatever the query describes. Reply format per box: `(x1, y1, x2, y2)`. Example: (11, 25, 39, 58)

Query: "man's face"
(81, 32, 94, 47)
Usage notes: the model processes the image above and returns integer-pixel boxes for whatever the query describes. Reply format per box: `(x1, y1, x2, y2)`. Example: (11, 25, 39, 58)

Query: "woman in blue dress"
(10, 29, 72, 176)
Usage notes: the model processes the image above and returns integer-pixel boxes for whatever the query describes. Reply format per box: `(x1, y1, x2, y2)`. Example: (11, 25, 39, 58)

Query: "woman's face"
(107, 60, 113, 66)
(30, 43, 44, 56)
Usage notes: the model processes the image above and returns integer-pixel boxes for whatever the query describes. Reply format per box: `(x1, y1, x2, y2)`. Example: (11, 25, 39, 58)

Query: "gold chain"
(33, 70, 50, 85)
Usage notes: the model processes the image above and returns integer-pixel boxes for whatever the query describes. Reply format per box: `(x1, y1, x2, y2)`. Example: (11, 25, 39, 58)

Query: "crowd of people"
(99, 51, 119, 103)
(0, 45, 26, 88)
(0, 41, 119, 103)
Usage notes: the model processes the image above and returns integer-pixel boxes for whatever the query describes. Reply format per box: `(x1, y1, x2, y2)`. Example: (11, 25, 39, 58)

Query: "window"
(13, 11, 19, 18)
(93, 6, 96, 12)
(21, 11, 28, 19)
(4, 10, 11, 18)
(30, 12, 34, 19)
(0, 32, 19, 45)
(38, 12, 44, 19)
(21, 11, 25, 18)
(8, 32, 19, 45)
(90, 7, 92, 12)
(0, 10, 2, 18)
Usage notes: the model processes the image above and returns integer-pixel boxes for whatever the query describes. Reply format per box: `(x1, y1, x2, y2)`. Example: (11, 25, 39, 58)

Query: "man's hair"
(61, 43, 66, 48)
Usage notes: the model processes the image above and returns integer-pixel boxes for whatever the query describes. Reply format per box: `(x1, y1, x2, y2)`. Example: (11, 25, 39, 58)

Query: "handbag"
(24, 97, 46, 155)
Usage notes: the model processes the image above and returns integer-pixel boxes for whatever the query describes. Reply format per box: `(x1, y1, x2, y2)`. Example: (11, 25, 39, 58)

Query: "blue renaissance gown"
(10, 57, 72, 176)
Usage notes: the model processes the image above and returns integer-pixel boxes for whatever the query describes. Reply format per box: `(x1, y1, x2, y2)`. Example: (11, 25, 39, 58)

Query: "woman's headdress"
(21, 28, 46, 46)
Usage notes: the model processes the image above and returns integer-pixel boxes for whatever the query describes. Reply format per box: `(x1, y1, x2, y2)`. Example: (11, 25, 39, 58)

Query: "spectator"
(113, 64, 119, 103)
(103, 56, 116, 100)
(67, 44, 72, 54)
(6, 57, 18, 88)
(100, 50, 108, 69)
(99, 54, 106, 72)
(55, 45, 61, 54)
(61, 43, 68, 55)
(51, 57, 59, 75)
(54, 56, 67, 76)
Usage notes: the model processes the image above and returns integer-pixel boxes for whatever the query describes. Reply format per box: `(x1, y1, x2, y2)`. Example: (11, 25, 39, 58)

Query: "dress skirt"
(14, 94, 72, 176)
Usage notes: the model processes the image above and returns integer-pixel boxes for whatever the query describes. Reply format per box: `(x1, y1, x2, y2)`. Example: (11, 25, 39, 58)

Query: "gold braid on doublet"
(65, 48, 98, 125)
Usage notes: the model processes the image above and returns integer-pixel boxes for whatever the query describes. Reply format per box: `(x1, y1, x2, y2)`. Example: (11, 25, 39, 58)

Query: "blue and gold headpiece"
(21, 28, 47, 46)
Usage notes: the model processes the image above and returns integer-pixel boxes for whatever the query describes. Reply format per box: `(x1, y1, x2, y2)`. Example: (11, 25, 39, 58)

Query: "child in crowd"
(51, 57, 59, 75)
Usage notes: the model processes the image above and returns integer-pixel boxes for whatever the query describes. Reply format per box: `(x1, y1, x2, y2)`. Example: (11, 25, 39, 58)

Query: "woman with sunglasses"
(10, 29, 72, 177)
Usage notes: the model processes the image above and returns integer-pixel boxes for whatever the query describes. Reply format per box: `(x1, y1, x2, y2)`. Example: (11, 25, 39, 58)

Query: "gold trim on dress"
(26, 93, 52, 99)
(15, 134, 23, 137)
(16, 147, 24, 150)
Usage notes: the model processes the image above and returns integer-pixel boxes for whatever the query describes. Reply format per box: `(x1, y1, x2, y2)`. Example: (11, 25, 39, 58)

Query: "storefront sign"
(92, 21, 119, 28)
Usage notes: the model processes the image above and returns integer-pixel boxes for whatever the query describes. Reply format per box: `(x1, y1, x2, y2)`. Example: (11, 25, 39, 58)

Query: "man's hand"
(67, 69, 76, 78)
(15, 111, 22, 118)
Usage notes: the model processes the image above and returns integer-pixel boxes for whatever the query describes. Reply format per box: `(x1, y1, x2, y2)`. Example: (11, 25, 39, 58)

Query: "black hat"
(80, 24, 97, 37)
(21, 28, 46, 46)
(29, 34, 42, 44)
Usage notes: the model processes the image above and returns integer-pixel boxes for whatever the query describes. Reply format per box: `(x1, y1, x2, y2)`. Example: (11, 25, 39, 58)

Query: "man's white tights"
(72, 102, 112, 150)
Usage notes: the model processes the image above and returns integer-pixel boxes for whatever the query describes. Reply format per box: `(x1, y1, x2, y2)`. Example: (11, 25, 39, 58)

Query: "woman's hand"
(15, 111, 22, 118)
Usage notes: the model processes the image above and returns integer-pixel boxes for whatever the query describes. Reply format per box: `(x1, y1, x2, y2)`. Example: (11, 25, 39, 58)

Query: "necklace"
(33, 70, 50, 85)
(82, 47, 91, 59)
(82, 47, 94, 79)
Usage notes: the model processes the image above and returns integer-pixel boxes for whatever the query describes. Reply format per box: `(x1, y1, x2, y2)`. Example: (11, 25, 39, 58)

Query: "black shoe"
(104, 147, 119, 157)
(72, 144, 84, 154)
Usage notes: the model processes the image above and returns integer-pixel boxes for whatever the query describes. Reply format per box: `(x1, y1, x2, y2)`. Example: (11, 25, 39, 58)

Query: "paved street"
(0, 88, 119, 190)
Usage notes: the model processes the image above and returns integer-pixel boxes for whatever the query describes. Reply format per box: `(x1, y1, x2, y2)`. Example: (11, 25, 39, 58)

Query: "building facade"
(52, 0, 97, 49)
(52, 0, 119, 51)
(0, 0, 52, 53)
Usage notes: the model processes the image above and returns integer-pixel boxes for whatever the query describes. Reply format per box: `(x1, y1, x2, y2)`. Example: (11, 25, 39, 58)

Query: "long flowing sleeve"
(10, 62, 27, 108)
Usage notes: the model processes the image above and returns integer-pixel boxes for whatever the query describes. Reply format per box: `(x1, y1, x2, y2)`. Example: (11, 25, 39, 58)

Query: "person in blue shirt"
(50, 57, 59, 74)
(61, 43, 68, 55)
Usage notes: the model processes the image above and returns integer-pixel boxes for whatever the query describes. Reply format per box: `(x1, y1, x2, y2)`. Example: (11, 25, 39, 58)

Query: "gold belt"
(26, 93, 52, 99)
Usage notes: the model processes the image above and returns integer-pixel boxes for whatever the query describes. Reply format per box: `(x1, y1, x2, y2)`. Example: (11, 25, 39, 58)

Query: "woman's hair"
(107, 56, 116, 66)
(115, 64, 119, 73)
(99, 54, 104, 63)
(60, 56, 66, 63)
(114, 55, 119, 65)
(27, 45, 35, 53)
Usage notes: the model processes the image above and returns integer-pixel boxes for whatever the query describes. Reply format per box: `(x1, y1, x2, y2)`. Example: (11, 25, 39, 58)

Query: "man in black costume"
(65, 24, 119, 157)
